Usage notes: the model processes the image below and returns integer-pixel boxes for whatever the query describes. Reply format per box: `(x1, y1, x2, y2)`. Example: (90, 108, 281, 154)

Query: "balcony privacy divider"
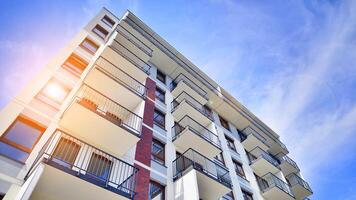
(172, 115, 221, 148)
(169, 73, 208, 100)
(69, 84, 142, 136)
(173, 148, 232, 188)
(171, 91, 213, 121)
(26, 130, 139, 198)
(257, 173, 295, 198)
(95, 56, 147, 98)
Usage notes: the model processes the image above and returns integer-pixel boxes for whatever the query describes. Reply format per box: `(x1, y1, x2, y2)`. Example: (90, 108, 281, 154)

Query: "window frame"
(156, 70, 166, 84)
(0, 115, 46, 162)
(149, 180, 165, 200)
(101, 15, 115, 28)
(242, 189, 254, 200)
(92, 24, 109, 40)
(232, 159, 246, 179)
(61, 53, 88, 77)
(214, 152, 225, 166)
(225, 135, 237, 152)
(80, 38, 99, 55)
(151, 138, 165, 165)
(219, 116, 230, 131)
(153, 109, 165, 129)
(155, 87, 165, 104)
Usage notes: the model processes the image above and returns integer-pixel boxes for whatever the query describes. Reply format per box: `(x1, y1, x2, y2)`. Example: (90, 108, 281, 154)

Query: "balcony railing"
(169, 73, 208, 100)
(70, 84, 143, 136)
(257, 173, 294, 198)
(248, 147, 280, 168)
(109, 40, 151, 75)
(116, 25, 153, 57)
(286, 173, 313, 193)
(173, 148, 232, 188)
(26, 130, 139, 198)
(241, 126, 270, 148)
(277, 153, 300, 171)
(171, 92, 213, 121)
(172, 115, 221, 149)
(95, 56, 146, 98)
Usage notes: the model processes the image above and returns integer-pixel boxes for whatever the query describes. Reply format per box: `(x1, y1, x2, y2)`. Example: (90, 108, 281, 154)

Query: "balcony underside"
(173, 127, 220, 159)
(101, 46, 148, 83)
(280, 162, 299, 176)
(251, 158, 280, 177)
(262, 187, 295, 200)
(291, 184, 312, 200)
(171, 81, 207, 105)
(269, 142, 289, 155)
(59, 102, 139, 156)
(30, 163, 130, 200)
(172, 102, 212, 127)
(242, 134, 269, 152)
(85, 68, 143, 111)
(115, 30, 151, 60)
(196, 170, 230, 200)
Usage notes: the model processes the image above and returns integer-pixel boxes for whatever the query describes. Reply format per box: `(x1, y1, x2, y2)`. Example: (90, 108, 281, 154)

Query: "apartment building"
(0, 8, 312, 200)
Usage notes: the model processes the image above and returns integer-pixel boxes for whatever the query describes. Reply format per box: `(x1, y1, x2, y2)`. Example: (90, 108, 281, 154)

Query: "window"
(92, 24, 109, 39)
(151, 139, 165, 165)
(224, 192, 235, 200)
(219, 116, 230, 131)
(242, 190, 253, 200)
(214, 152, 225, 166)
(37, 78, 70, 108)
(232, 159, 246, 179)
(156, 70, 166, 84)
(80, 38, 99, 55)
(87, 153, 112, 180)
(225, 135, 236, 152)
(101, 15, 115, 28)
(52, 137, 80, 167)
(0, 116, 45, 162)
(153, 109, 165, 129)
(61, 53, 88, 76)
(155, 87, 165, 103)
(149, 180, 165, 200)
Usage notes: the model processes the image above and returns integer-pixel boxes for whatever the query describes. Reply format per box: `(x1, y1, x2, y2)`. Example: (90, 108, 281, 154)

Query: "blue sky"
(0, 0, 356, 199)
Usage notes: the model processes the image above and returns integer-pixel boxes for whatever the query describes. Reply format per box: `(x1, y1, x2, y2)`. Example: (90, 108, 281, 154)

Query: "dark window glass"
(233, 160, 246, 179)
(52, 138, 80, 167)
(155, 87, 165, 103)
(151, 139, 165, 165)
(80, 38, 99, 55)
(225, 135, 236, 152)
(214, 152, 225, 166)
(149, 180, 165, 200)
(87, 153, 112, 180)
(101, 15, 115, 28)
(0, 116, 45, 162)
(153, 109, 165, 129)
(156, 70, 166, 84)
(242, 190, 253, 200)
(62, 53, 88, 76)
(93, 24, 109, 39)
(224, 191, 235, 200)
(219, 116, 230, 131)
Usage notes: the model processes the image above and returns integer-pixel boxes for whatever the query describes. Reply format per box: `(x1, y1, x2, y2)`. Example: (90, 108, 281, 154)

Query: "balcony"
(240, 126, 270, 152)
(269, 139, 289, 155)
(85, 56, 146, 110)
(173, 149, 232, 200)
(248, 147, 280, 176)
(102, 39, 151, 83)
(59, 84, 142, 156)
(170, 73, 208, 105)
(286, 173, 312, 200)
(171, 92, 213, 126)
(257, 173, 295, 200)
(277, 154, 300, 176)
(172, 116, 221, 159)
(26, 130, 138, 200)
